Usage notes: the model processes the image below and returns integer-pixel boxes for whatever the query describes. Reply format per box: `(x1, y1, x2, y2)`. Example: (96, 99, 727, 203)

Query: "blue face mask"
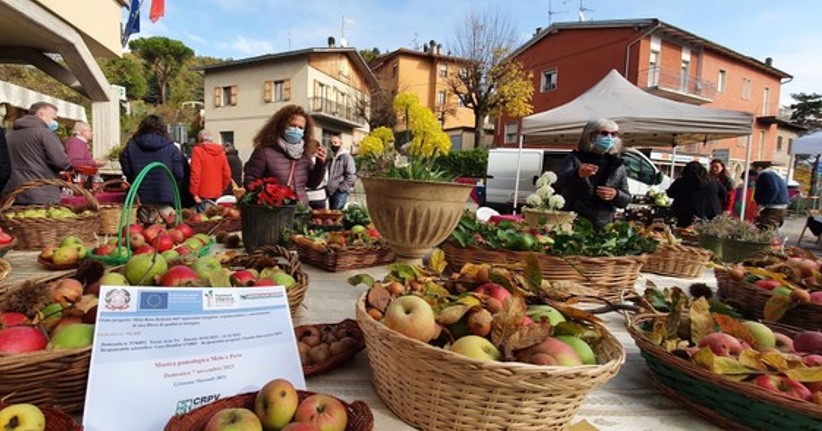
(283, 127, 304, 144)
(594, 136, 615, 153)
(47, 120, 59, 132)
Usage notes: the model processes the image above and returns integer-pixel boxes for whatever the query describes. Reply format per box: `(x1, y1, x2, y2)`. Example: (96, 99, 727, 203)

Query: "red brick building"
(497, 18, 792, 178)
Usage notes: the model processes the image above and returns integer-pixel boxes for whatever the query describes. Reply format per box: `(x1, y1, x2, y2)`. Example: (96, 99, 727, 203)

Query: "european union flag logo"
(140, 292, 169, 310)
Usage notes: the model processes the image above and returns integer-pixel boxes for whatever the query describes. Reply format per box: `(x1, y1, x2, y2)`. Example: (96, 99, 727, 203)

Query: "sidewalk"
(780, 213, 822, 256)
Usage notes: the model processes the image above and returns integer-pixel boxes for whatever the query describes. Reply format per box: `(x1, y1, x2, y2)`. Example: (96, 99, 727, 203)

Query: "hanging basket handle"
(0, 178, 100, 212)
(94, 178, 131, 194)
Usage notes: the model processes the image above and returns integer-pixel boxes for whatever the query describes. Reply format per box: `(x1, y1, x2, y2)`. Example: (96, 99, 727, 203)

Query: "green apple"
(254, 379, 298, 430)
(161, 250, 180, 262)
(191, 256, 223, 280)
(742, 321, 776, 350)
(554, 335, 596, 365)
(73, 244, 88, 259)
(60, 235, 84, 247)
(47, 323, 94, 349)
(0, 403, 46, 431)
(271, 273, 296, 290)
(124, 253, 168, 285)
(383, 295, 439, 342)
(449, 335, 501, 361)
(526, 304, 566, 325)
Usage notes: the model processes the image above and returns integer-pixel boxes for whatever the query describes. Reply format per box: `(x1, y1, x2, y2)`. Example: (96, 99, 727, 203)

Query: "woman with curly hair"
(666, 161, 724, 228)
(243, 105, 327, 204)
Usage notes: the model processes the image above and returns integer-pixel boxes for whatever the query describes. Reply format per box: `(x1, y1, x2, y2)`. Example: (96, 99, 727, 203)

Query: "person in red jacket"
(189, 129, 231, 212)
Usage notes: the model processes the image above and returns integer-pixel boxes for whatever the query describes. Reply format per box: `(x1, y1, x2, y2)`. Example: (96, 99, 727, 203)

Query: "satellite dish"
(339, 37, 349, 47)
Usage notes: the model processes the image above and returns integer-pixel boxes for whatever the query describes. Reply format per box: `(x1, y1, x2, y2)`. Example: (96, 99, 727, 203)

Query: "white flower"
(541, 171, 558, 186)
(548, 195, 565, 210)
(536, 185, 555, 199)
(526, 194, 543, 208)
(394, 154, 409, 168)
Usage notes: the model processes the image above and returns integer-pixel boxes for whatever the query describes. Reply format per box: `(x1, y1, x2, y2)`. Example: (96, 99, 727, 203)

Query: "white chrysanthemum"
(541, 171, 558, 186)
(394, 154, 409, 168)
(548, 194, 565, 210)
(526, 194, 543, 207)
(536, 185, 554, 199)
(535, 175, 549, 188)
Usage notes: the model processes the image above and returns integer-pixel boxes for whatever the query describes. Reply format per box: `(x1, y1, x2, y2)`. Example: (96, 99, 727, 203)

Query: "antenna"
(288, 31, 292, 51)
(578, 0, 594, 21)
(340, 15, 354, 47)
(547, 0, 568, 25)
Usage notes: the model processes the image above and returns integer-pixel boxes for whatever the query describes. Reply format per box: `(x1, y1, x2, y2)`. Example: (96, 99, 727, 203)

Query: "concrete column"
(92, 98, 120, 166)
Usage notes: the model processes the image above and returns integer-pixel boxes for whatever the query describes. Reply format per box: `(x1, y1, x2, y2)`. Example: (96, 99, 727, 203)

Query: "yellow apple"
(254, 378, 298, 430)
(0, 403, 46, 431)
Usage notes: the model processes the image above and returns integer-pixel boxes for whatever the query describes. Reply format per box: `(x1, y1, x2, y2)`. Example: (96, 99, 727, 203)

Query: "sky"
(127, 0, 822, 107)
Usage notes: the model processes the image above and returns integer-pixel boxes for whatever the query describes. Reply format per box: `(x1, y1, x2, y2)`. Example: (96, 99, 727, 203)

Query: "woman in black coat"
(119, 115, 185, 207)
(666, 161, 724, 228)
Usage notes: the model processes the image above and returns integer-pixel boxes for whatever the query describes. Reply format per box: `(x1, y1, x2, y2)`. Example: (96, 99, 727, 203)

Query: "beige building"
(369, 45, 484, 150)
(756, 115, 807, 175)
(0, 0, 123, 157)
(200, 47, 378, 162)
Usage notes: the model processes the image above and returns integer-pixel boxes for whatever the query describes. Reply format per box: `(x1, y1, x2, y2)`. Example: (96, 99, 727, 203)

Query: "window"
(313, 80, 328, 111)
(219, 131, 234, 146)
(439, 63, 447, 78)
(622, 151, 657, 185)
(437, 90, 446, 106)
(264, 79, 291, 103)
(680, 60, 690, 91)
(777, 135, 783, 152)
(540, 68, 557, 92)
(742, 78, 752, 100)
(213, 85, 237, 107)
(648, 50, 660, 86)
(718, 70, 727, 92)
(762, 87, 770, 115)
(504, 122, 518, 144)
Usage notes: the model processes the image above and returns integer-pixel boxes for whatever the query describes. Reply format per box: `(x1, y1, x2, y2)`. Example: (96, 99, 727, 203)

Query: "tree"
(446, 9, 534, 146)
(129, 36, 194, 105)
(100, 53, 148, 101)
(355, 89, 396, 131)
(790, 92, 822, 194)
(359, 47, 381, 64)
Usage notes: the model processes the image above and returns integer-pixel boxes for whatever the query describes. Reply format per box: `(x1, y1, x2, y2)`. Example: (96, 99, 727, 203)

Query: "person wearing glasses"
(555, 118, 630, 229)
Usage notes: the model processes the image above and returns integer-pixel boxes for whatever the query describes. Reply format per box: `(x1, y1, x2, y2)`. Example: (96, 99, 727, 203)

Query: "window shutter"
(230, 85, 238, 106)
(284, 79, 291, 101)
(213, 87, 221, 107)
(264, 80, 272, 103)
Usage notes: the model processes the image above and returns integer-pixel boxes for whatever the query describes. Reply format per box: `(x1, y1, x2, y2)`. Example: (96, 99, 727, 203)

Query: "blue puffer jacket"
(119, 133, 185, 205)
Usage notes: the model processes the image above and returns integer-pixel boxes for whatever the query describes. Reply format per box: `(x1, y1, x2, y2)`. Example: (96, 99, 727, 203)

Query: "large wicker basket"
(628, 314, 822, 430)
(715, 268, 822, 331)
(96, 178, 137, 235)
(441, 240, 645, 300)
(0, 178, 100, 249)
(189, 216, 242, 235)
(224, 245, 309, 318)
(643, 243, 713, 278)
(292, 235, 395, 272)
(0, 402, 82, 431)
(355, 293, 624, 430)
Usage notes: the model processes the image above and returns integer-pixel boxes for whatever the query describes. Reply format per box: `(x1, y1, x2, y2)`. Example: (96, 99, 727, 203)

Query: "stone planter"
(240, 204, 296, 252)
(361, 177, 473, 259)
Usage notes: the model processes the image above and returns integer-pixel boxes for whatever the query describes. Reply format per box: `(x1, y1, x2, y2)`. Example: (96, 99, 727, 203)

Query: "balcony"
(309, 96, 366, 128)
(640, 67, 716, 105)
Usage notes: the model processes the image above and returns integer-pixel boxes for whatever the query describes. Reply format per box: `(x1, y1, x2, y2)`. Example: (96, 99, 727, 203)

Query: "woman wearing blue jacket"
(119, 115, 185, 208)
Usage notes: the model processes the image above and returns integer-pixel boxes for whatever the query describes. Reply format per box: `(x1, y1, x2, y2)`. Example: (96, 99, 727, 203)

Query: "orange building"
(498, 18, 792, 178)
(369, 44, 483, 150)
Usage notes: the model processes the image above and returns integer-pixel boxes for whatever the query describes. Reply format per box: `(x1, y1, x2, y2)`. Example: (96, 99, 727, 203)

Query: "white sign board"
(83, 286, 305, 431)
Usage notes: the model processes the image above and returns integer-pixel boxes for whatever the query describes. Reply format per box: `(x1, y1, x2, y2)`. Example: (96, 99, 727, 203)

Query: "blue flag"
(122, 0, 141, 47)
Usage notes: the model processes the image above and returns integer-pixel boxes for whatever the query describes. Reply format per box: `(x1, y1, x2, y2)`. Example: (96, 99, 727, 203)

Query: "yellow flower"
(371, 126, 395, 145)
(358, 135, 384, 157)
(393, 93, 420, 116)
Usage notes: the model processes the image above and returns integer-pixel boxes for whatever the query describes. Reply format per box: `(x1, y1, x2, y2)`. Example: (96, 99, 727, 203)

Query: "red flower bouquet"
(240, 178, 297, 208)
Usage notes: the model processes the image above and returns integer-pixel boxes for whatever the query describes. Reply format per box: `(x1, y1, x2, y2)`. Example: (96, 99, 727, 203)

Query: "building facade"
(499, 19, 792, 179)
(369, 45, 484, 150)
(201, 47, 377, 162)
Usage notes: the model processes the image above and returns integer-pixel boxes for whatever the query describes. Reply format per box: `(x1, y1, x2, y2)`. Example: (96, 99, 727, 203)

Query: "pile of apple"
(295, 323, 361, 367)
(728, 252, 822, 297)
(354, 258, 605, 367)
(310, 209, 343, 227)
(39, 236, 89, 267)
(3, 206, 92, 220)
(184, 205, 240, 225)
(91, 223, 208, 262)
(292, 227, 382, 251)
(0, 403, 48, 431)
(204, 378, 348, 431)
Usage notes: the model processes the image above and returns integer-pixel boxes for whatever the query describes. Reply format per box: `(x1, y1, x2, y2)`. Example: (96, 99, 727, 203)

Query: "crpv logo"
(175, 394, 220, 414)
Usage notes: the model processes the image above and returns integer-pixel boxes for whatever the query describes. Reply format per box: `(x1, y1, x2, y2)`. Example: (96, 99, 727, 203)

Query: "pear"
(47, 323, 94, 349)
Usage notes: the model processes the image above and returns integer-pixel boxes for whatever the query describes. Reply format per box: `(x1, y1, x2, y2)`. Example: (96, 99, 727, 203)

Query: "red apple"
(754, 279, 782, 291)
(121, 223, 144, 238)
(129, 232, 146, 249)
(153, 233, 174, 252)
(293, 394, 348, 431)
(0, 326, 48, 354)
(143, 224, 165, 244)
(810, 291, 822, 304)
(174, 245, 193, 256)
(133, 245, 156, 255)
(167, 228, 185, 245)
(189, 214, 204, 224)
(383, 295, 439, 342)
(775, 332, 796, 353)
(255, 278, 276, 286)
(92, 243, 115, 256)
(515, 336, 583, 366)
(0, 232, 13, 245)
(230, 270, 257, 287)
(159, 265, 201, 287)
(794, 331, 822, 354)
(82, 305, 98, 324)
(697, 332, 744, 357)
(0, 312, 28, 327)
(754, 374, 812, 401)
(176, 223, 194, 239)
(474, 282, 512, 303)
(367, 227, 380, 238)
(49, 278, 84, 307)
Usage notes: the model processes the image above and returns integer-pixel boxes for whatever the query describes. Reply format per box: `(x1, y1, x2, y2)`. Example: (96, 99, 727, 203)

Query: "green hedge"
(434, 148, 488, 178)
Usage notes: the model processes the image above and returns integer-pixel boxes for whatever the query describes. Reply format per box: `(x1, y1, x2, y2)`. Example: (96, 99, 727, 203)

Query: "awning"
(0, 80, 87, 122)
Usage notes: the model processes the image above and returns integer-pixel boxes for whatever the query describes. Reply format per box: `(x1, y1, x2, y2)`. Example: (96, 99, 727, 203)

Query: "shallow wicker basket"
(628, 314, 822, 431)
(715, 268, 822, 331)
(224, 245, 309, 318)
(189, 217, 242, 235)
(355, 293, 624, 431)
(0, 179, 100, 249)
(292, 236, 395, 272)
(295, 319, 366, 377)
(441, 240, 645, 300)
(643, 243, 713, 278)
(0, 402, 82, 431)
(164, 390, 374, 431)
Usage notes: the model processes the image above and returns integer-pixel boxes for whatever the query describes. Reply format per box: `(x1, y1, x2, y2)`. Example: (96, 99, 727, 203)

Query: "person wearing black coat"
(119, 115, 185, 207)
(666, 161, 724, 228)
(0, 127, 11, 193)
(223, 144, 243, 195)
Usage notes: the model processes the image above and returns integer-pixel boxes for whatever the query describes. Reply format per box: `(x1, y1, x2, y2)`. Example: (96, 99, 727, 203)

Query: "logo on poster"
(104, 289, 131, 311)
(175, 393, 221, 414)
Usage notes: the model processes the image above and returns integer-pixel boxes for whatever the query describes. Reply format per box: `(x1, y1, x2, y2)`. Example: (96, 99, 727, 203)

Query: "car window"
(622, 151, 656, 185)
(542, 153, 566, 174)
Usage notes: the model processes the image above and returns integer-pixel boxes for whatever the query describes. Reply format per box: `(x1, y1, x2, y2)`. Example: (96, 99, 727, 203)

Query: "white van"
(484, 148, 671, 212)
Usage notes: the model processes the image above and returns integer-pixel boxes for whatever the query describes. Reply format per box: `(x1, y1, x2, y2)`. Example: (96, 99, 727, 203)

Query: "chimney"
(535, 27, 542, 36)
(436, 43, 442, 55)
(327, 36, 336, 48)
(429, 40, 436, 55)
(765, 57, 773, 66)
(423, 42, 429, 53)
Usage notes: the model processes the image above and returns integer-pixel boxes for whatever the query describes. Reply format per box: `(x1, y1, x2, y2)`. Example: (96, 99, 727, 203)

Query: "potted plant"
(239, 177, 298, 252)
(522, 171, 576, 231)
(693, 214, 774, 261)
(357, 93, 472, 259)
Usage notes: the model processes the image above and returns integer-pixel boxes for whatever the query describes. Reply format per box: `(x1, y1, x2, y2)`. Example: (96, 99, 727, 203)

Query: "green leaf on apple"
(503, 321, 554, 361)
(712, 356, 756, 377)
(388, 263, 420, 282)
(763, 294, 793, 322)
(553, 321, 601, 343)
(692, 346, 716, 370)
(427, 248, 447, 274)
(207, 269, 232, 288)
(347, 273, 376, 288)
(760, 350, 790, 372)
(424, 281, 450, 298)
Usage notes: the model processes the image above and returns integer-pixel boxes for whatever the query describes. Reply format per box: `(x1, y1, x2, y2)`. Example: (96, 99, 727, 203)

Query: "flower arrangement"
(525, 172, 566, 211)
(239, 177, 297, 208)
(646, 187, 671, 207)
(357, 93, 453, 181)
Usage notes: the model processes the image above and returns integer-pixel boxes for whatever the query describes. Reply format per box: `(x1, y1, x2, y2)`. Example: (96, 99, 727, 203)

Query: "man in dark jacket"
(0, 127, 11, 193)
(752, 168, 789, 230)
(2, 102, 71, 204)
(326, 135, 356, 209)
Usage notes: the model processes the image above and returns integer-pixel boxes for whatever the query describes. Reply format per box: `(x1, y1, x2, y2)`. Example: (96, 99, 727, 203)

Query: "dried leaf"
(428, 248, 447, 274)
(458, 263, 484, 278)
(693, 347, 715, 370)
(763, 294, 793, 322)
(455, 294, 481, 308)
(544, 280, 597, 299)
(511, 274, 537, 298)
(647, 319, 666, 346)
(489, 267, 515, 291)
(553, 321, 601, 342)
(662, 339, 681, 352)
(366, 285, 391, 312)
(713, 313, 757, 348)
(490, 296, 527, 348)
(547, 301, 602, 324)
(347, 273, 375, 288)
(424, 281, 450, 298)
(207, 269, 232, 288)
(738, 349, 767, 371)
(388, 263, 420, 282)
(747, 267, 803, 290)
(785, 367, 822, 383)
(503, 322, 554, 361)
(436, 304, 472, 325)
(713, 356, 756, 376)
(760, 350, 790, 372)
(689, 297, 714, 344)
(522, 253, 542, 291)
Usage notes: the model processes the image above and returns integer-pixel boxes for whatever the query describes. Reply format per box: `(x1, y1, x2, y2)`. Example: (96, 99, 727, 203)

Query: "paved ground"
(779, 213, 822, 255)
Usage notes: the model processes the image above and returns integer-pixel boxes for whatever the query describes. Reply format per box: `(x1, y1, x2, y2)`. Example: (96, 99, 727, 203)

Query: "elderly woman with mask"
(243, 105, 328, 204)
(554, 118, 630, 229)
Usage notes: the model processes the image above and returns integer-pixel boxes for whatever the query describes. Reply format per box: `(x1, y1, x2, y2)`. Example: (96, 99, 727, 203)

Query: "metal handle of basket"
(116, 162, 183, 255)
(0, 178, 100, 212)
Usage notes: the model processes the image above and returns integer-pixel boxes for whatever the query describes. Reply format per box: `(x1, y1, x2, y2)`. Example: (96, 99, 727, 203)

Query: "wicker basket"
(224, 245, 309, 318)
(189, 217, 242, 235)
(292, 236, 395, 272)
(715, 268, 822, 331)
(441, 240, 645, 300)
(0, 402, 82, 431)
(628, 314, 822, 431)
(164, 390, 374, 431)
(0, 258, 10, 284)
(96, 179, 137, 235)
(643, 243, 713, 278)
(296, 319, 366, 377)
(230, 179, 245, 200)
(0, 179, 100, 249)
(355, 293, 624, 431)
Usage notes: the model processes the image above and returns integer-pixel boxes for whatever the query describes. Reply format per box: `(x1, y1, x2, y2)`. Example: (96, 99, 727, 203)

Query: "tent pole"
(513, 134, 524, 214)
(670, 146, 677, 178)
(786, 154, 795, 185)
(740, 134, 753, 221)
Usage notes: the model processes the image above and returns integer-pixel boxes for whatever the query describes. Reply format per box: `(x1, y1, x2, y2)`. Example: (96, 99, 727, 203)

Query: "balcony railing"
(640, 66, 717, 101)
(309, 97, 365, 125)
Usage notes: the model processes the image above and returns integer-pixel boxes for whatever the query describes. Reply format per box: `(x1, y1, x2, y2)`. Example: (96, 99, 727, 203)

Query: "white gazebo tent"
(788, 130, 822, 198)
(516, 69, 755, 215)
